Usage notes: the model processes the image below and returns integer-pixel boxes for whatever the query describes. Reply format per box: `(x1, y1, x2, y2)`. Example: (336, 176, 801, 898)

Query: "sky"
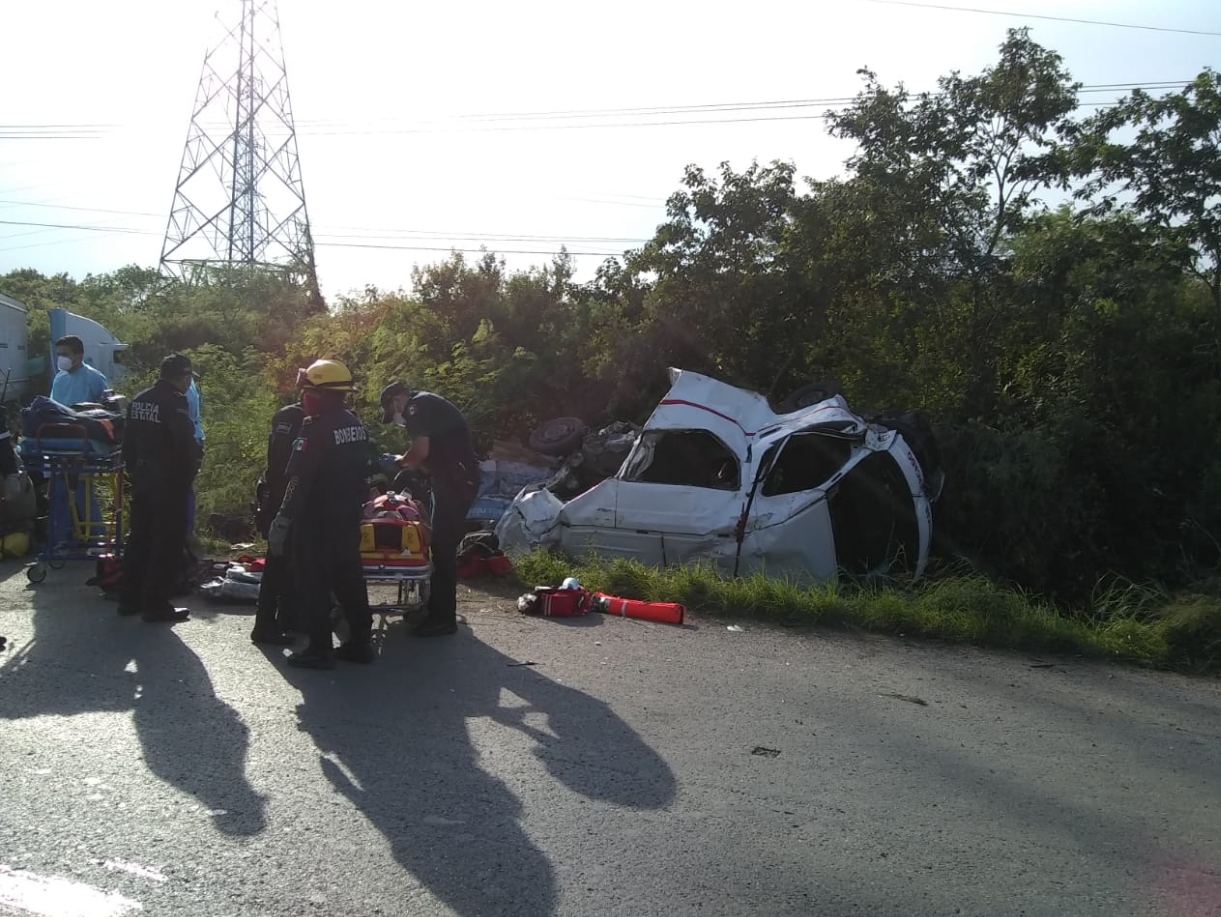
(1, 0, 1219, 302)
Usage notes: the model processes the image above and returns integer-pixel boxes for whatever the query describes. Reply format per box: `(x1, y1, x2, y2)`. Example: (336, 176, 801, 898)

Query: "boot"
(250, 624, 295, 646)
(142, 601, 189, 623)
(286, 645, 336, 670)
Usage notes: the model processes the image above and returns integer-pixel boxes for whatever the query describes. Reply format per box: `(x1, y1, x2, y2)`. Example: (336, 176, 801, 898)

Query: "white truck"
(0, 291, 128, 405)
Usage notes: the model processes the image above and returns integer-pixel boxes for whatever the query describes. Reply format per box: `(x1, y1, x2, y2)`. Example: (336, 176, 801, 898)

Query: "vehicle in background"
(0, 291, 128, 406)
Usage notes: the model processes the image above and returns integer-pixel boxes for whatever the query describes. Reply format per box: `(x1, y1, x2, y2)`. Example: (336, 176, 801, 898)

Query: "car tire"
(777, 379, 843, 414)
(528, 416, 587, 456)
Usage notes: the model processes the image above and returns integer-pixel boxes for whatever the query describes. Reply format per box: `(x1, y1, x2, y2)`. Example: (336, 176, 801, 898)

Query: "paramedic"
(251, 396, 305, 645)
(48, 334, 109, 543)
(379, 381, 478, 638)
(266, 359, 373, 669)
(117, 354, 201, 623)
(50, 334, 109, 406)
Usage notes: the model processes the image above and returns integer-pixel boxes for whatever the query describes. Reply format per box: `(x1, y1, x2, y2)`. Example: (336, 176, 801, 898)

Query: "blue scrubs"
(50, 362, 109, 407)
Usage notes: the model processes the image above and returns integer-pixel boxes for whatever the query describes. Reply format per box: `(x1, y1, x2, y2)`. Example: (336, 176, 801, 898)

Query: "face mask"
(301, 390, 325, 416)
(56, 356, 73, 372)
(392, 411, 405, 426)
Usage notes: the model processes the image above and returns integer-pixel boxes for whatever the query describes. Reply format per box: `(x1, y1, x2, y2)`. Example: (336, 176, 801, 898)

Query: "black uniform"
(254, 402, 305, 634)
(277, 404, 373, 652)
(0, 404, 18, 478)
(119, 380, 202, 617)
(401, 391, 478, 626)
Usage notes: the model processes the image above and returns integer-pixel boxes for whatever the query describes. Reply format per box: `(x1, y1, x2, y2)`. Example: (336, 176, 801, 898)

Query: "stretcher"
(360, 490, 434, 616)
(19, 423, 126, 583)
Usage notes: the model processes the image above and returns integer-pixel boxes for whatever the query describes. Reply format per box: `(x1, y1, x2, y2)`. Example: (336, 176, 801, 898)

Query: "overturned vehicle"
(495, 369, 945, 583)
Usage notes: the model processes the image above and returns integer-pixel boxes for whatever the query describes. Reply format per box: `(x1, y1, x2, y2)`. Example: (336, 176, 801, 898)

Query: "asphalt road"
(1, 562, 1219, 917)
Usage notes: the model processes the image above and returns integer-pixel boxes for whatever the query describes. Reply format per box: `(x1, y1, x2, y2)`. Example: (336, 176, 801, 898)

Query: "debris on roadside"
(516, 577, 686, 625)
(198, 558, 263, 604)
(878, 692, 928, 706)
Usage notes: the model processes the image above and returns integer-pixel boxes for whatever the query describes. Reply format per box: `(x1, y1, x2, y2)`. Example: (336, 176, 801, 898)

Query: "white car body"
(496, 368, 942, 583)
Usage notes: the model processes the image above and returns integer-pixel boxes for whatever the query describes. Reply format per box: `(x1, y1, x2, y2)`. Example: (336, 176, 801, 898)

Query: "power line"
(0, 217, 636, 258)
(0, 218, 150, 236)
(0, 209, 653, 245)
(0, 79, 1198, 140)
(314, 241, 625, 257)
(854, 0, 1221, 36)
(0, 199, 163, 218)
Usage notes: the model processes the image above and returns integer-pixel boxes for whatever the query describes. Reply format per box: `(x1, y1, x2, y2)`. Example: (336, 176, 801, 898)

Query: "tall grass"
(510, 551, 1221, 675)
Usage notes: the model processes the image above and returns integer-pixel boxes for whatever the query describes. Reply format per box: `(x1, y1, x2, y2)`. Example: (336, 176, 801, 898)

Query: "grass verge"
(510, 550, 1221, 676)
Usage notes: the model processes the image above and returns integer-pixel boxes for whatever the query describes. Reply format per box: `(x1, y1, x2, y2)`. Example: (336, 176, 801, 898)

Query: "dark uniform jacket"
(121, 380, 202, 494)
(0, 404, 18, 478)
(265, 402, 305, 511)
(277, 405, 371, 534)
(401, 391, 478, 488)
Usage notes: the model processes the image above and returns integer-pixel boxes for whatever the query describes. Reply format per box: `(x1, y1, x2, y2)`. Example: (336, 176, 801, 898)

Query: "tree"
(824, 27, 1080, 415)
(1073, 68, 1221, 377)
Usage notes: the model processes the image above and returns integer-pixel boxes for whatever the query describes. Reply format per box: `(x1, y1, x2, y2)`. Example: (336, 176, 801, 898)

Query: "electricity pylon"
(159, 0, 321, 304)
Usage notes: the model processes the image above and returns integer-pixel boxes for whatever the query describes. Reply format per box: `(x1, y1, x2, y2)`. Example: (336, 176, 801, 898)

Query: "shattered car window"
(760, 432, 854, 497)
(620, 430, 740, 491)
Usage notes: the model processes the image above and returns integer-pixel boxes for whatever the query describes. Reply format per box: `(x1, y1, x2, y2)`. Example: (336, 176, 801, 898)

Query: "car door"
(609, 428, 745, 567)
(738, 429, 861, 582)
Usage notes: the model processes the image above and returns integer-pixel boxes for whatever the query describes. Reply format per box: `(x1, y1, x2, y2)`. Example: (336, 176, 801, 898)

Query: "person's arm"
(121, 401, 139, 475)
(396, 406, 431, 468)
(266, 410, 297, 484)
(90, 367, 110, 402)
(167, 395, 202, 482)
(276, 417, 323, 522)
(397, 435, 430, 469)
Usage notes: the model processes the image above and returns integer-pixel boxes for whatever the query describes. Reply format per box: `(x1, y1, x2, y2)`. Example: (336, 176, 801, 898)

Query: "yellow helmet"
(296, 359, 355, 392)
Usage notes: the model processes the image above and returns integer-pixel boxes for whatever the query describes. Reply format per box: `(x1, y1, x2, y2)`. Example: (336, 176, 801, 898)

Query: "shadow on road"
(0, 572, 267, 838)
(273, 611, 679, 917)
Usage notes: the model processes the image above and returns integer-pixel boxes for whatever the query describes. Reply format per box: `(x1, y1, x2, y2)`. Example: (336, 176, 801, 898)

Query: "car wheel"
(778, 379, 843, 414)
(528, 416, 587, 456)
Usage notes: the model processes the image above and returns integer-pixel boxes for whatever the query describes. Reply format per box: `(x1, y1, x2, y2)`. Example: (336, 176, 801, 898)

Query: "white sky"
(1, 0, 1218, 301)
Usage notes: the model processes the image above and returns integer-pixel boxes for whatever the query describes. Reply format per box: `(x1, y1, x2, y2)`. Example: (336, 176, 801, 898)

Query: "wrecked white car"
(495, 368, 944, 583)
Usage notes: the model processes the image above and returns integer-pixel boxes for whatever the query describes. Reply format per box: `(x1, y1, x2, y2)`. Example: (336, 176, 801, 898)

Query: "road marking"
(0, 865, 142, 917)
(101, 862, 166, 885)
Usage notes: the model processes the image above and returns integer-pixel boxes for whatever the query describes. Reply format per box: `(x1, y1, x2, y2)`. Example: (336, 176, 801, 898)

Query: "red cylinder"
(591, 592, 685, 625)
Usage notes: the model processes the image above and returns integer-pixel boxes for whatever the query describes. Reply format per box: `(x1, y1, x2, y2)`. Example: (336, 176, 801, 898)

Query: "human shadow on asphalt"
(274, 615, 679, 917)
(0, 573, 267, 838)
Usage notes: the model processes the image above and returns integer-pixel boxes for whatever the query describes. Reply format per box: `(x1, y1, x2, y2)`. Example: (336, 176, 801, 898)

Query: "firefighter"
(117, 353, 202, 623)
(266, 359, 374, 669)
(250, 396, 306, 645)
(379, 381, 479, 638)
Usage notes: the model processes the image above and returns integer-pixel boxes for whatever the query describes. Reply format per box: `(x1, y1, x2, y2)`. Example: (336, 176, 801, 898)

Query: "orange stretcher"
(360, 491, 433, 614)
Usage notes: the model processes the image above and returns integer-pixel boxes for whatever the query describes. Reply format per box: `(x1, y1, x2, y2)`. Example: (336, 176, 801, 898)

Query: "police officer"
(118, 353, 201, 623)
(266, 359, 374, 669)
(379, 381, 479, 638)
(250, 396, 306, 645)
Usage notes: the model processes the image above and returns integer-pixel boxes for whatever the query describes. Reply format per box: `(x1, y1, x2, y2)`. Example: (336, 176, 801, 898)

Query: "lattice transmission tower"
(159, 0, 320, 302)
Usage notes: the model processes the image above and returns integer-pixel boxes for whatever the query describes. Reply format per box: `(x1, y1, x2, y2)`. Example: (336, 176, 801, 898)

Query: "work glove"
(267, 513, 292, 557)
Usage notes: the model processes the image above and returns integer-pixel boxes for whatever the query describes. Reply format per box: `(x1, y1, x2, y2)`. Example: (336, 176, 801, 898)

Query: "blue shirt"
(186, 379, 204, 443)
(50, 362, 109, 407)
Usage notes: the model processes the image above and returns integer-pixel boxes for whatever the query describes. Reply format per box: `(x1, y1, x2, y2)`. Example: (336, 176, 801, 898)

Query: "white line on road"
(0, 865, 142, 917)
(100, 862, 166, 885)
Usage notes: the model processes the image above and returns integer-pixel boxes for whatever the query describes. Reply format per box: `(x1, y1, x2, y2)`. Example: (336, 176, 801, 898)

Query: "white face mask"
(392, 411, 406, 426)
(56, 356, 73, 372)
